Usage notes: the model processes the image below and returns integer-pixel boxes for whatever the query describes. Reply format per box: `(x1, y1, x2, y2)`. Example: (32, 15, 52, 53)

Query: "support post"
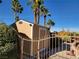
(20, 39, 23, 59)
(37, 41, 40, 59)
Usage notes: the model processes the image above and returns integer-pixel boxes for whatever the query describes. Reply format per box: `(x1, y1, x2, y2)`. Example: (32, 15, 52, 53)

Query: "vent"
(29, 24, 32, 26)
(19, 21, 23, 24)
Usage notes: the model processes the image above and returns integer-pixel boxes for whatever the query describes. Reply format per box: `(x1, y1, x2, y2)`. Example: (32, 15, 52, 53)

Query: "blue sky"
(0, 0, 79, 32)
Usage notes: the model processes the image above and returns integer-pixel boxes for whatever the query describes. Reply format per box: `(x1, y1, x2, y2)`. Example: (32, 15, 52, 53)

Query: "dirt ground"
(48, 50, 79, 59)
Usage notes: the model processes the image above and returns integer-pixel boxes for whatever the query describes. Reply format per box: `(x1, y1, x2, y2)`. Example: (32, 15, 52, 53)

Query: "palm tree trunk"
(49, 25, 51, 30)
(14, 12, 17, 22)
(14, 11, 19, 22)
(44, 15, 46, 26)
(34, 10, 38, 24)
(37, 9, 40, 24)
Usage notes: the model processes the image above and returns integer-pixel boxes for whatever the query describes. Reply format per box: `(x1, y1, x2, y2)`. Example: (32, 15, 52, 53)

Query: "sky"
(0, 0, 79, 32)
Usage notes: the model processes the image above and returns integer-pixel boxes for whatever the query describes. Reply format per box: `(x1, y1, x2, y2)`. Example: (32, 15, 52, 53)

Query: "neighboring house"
(13, 20, 50, 58)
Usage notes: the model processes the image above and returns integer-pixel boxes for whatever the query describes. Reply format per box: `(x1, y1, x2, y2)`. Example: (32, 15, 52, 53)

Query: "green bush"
(0, 23, 18, 59)
(62, 35, 71, 42)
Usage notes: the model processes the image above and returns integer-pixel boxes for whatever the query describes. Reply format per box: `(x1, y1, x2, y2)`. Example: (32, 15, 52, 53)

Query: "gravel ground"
(48, 51, 79, 59)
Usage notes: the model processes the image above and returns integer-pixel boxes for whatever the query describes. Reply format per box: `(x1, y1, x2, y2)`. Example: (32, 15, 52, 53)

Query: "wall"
(16, 20, 33, 39)
(32, 24, 50, 55)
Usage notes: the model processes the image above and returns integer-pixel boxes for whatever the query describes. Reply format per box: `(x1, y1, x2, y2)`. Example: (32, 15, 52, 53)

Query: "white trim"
(37, 41, 40, 59)
(30, 24, 33, 56)
(18, 20, 34, 26)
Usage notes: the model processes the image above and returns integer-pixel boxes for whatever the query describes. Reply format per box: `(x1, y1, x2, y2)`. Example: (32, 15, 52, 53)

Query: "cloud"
(50, 27, 79, 32)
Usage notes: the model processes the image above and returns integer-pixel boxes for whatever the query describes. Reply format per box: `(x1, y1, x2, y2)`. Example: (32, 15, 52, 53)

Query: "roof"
(18, 20, 49, 29)
(11, 19, 49, 32)
(11, 20, 49, 40)
(19, 20, 34, 26)
(11, 20, 49, 29)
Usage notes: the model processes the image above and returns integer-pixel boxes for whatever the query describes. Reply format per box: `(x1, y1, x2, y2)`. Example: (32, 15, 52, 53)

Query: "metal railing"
(19, 33, 79, 59)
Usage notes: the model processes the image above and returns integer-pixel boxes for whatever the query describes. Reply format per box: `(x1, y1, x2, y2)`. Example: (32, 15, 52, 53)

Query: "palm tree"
(12, 0, 23, 22)
(27, 0, 44, 24)
(47, 19, 55, 30)
(40, 5, 51, 26)
(12, 0, 23, 59)
(27, 0, 38, 24)
(37, 0, 44, 24)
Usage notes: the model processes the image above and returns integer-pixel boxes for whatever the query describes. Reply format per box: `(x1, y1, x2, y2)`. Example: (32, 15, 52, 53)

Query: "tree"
(62, 35, 71, 42)
(0, 23, 18, 59)
(12, 0, 23, 22)
(37, 0, 44, 24)
(47, 19, 55, 30)
(40, 5, 51, 26)
(27, 0, 44, 24)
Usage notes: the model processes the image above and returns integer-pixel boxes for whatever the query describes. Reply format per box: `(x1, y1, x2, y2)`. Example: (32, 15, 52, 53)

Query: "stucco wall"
(16, 20, 49, 56)
(32, 24, 50, 55)
(16, 20, 33, 39)
(23, 40, 31, 55)
(32, 24, 49, 40)
(39, 27, 49, 39)
(33, 24, 39, 40)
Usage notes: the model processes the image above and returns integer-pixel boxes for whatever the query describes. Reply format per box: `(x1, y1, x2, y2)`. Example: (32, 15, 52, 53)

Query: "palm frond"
(47, 19, 55, 26)
(12, 0, 23, 13)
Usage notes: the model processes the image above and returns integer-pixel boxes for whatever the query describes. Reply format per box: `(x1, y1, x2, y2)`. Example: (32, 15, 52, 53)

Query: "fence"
(19, 32, 79, 59)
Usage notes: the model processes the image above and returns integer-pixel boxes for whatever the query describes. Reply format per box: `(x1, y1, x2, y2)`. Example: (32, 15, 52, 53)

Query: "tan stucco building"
(15, 20, 50, 58)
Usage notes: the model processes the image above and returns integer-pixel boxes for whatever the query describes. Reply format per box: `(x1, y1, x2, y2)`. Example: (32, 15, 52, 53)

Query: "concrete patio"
(48, 50, 79, 59)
